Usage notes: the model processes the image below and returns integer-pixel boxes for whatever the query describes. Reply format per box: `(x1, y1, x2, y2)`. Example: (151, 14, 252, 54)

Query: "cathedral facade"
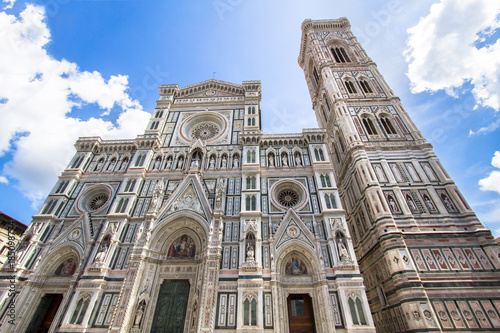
(1, 18, 499, 333)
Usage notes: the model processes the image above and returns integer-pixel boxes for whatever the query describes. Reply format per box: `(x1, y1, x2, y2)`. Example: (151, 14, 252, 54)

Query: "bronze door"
(288, 294, 316, 333)
(151, 279, 190, 333)
(26, 294, 63, 333)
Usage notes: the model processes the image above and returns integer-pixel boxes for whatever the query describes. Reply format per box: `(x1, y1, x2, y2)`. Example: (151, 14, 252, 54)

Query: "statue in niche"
(151, 181, 164, 208)
(246, 244, 254, 261)
(221, 156, 227, 168)
(423, 194, 435, 211)
(233, 155, 239, 168)
(94, 243, 108, 264)
(134, 301, 145, 327)
(285, 256, 307, 275)
(282, 154, 288, 167)
(95, 159, 104, 171)
(268, 154, 275, 167)
(406, 195, 417, 211)
(209, 156, 215, 169)
(107, 158, 116, 171)
(168, 235, 196, 258)
(295, 153, 302, 166)
(337, 238, 350, 260)
(441, 194, 455, 211)
(55, 258, 77, 276)
(177, 156, 184, 169)
(387, 195, 399, 213)
(154, 157, 161, 170)
(165, 157, 172, 169)
(120, 158, 128, 171)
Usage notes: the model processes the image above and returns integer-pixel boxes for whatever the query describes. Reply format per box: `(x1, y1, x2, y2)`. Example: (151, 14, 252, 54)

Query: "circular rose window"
(277, 189, 299, 207)
(88, 193, 109, 211)
(76, 184, 113, 214)
(191, 122, 220, 140)
(270, 179, 308, 211)
(179, 112, 228, 143)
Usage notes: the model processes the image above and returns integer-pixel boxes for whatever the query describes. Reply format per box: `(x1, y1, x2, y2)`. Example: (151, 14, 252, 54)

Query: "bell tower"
(299, 18, 500, 332)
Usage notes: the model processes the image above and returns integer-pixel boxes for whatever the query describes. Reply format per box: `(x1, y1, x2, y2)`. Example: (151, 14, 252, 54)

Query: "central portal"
(287, 294, 316, 333)
(151, 279, 190, 333)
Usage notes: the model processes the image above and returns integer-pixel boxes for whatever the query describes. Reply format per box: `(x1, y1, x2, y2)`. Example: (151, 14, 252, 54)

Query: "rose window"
(88, 194, 109, 211)
(190, 122, 220, 140)
(277, 189, 299, 207)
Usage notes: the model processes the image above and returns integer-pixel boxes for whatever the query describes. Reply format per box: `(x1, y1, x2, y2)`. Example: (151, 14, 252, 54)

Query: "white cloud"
(2, 0, 15, 10)
(405, 0, 500, 110)
(0, 176, 8, 184)
(479, 151, 500, 194)
(0, 5, 150, 208)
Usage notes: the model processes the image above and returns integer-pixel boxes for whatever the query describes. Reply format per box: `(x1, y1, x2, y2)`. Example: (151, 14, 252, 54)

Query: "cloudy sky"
(0, 0, 499, 236)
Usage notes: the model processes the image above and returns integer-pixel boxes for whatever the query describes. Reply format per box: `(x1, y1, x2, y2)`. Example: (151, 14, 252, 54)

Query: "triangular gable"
(176, 79, 245, 99)
(274, 209, 316, 252)
(49, 213, 93, 253)
(157, 174, 212, 225)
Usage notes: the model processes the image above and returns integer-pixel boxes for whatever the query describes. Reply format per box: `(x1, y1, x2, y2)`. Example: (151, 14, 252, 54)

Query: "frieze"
(174, 97, 244, 104)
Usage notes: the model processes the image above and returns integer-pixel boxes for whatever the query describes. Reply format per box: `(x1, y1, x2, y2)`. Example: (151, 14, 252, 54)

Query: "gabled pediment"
(50, 213, 93, 253)
(176, 79, 246, 99)
(274, 209, 316, 252)
(157, 174, 212, 225)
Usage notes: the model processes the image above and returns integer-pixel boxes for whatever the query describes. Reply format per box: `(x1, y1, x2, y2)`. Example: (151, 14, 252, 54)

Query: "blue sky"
(0, 0, 499, 237)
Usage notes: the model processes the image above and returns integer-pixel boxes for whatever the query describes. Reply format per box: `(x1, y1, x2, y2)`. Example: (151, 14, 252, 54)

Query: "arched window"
(243, 295, 257, 326)
(362, 118, 377, 135)
(135, 153, 146, 167)
(55, 180, 69, 194)
(72, 155, 84, 168)
(41, 199, 58, 215)
(348, 297, 367, 325)
(247, 150, 256, 163)
(321, 174, 332, 187)
(325, 193, 337, 209)
(313, 67, 320, 85)
(246, 195, 256, 210)
(70, 294, 91, 325)
(247, 118, 251, 126)
(344, 80, 357, 94)
(359, 79, 373, 94)
(314, 148, 325, 161)
(380, 117, 397, 135)
(246, 176, 256, 189)
(331, 46, 351, 63)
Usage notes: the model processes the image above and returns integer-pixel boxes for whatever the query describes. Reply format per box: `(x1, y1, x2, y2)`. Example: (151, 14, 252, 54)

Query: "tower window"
(70, 294, 91, 325)
(331, 46, 351, 63)
(313, 67, 320, 85)
(362, 118, 378, 135)
(243, 298, 257, 326)
(344, 80, 357, 94)
(247, 117, 255, 126)
(380, 117, 397, 135)
(359, 79, 373, 94)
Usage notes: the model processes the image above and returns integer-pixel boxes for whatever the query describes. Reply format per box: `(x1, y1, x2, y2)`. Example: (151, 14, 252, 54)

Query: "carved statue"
(177, 157, 184, 169)
(246, 244, 255, 261)
(95, 244, 108, 264)
(209, 156, 215, 169)
(282, 154, 288, 167)
(268, 155, 274, 167)
(151, 181, 165, 209)
(166, 157, 172, 169)
(134, 303, 144, 327)
(221, 156, 227, 168)
(338, 239, 350, 260)
(233, 157, 239, 168)
(295, 154, 302, 166)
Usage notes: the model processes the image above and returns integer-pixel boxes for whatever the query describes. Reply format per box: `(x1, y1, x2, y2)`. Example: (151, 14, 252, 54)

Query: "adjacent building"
(0, 18, 499, 333)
